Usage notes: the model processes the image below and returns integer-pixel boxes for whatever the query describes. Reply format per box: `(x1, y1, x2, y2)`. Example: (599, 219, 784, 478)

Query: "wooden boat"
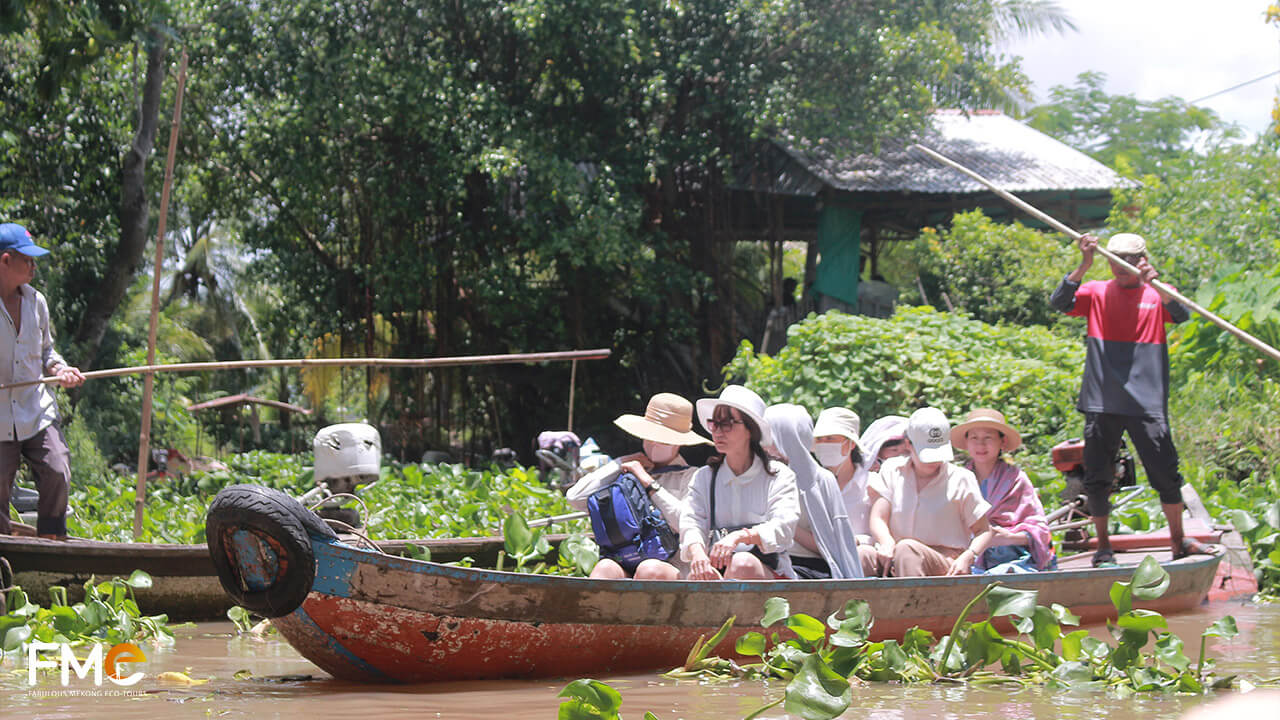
(205, 484, 1235, 684)
(0, 530, 538, 619)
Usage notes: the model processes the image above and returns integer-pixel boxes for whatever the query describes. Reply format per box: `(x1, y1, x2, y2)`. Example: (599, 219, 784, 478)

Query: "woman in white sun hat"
(567, 392, 711, 580)
(681, 385, 800, 580)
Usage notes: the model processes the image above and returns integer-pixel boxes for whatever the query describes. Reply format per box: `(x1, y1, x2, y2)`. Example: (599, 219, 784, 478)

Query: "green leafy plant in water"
(227, 605, 255, 634)
(1213, 502, 1280, 600)
(624, 559, 1247, 720)
(499, 512, 553, 573)
(556, 678, 659, 720)
(1, 571, 176, 655)
(67, 456, 588, 546)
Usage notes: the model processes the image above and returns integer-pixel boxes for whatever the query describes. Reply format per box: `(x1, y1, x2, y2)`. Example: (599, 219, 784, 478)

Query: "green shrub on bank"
(723, 306, 1083, 458)
(908, 210, 1080, 327)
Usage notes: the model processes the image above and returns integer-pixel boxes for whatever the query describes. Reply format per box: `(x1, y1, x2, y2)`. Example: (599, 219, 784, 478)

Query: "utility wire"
(1189, 69, 1280, 104)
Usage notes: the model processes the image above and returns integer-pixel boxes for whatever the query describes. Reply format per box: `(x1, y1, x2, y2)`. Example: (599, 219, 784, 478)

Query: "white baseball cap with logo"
(906, 407, 954, 463)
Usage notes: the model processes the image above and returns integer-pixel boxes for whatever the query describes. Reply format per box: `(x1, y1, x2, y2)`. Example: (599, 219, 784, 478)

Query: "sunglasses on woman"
(707, 418, 745, 432)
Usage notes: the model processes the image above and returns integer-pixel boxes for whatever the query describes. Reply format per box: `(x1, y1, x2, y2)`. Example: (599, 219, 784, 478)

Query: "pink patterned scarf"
(969, 460, 1055, 570)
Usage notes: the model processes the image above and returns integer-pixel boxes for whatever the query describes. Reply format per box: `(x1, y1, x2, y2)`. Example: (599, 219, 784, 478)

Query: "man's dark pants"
(0, 424, 71, 536)
(1083, 412, 1183, 518)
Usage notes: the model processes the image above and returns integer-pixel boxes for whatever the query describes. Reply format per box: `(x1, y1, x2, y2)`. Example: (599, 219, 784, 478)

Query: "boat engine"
(1051, 437, 1137, 543)
(1052, 437, 1136, 504)
(302, 423, 382, 529)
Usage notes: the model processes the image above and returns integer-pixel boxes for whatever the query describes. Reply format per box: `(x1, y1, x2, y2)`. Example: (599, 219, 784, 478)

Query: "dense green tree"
(908, 209, 1077, 327)
(1105, 137, 1280, 289)
(1, 0, 178, 374)
(1025, 71, 1234, 177)
(173, 0, 1032, 456)
(6, 0, 1041, 460)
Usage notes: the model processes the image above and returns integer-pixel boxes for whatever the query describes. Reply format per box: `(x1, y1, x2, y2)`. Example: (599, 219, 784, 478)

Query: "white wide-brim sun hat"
(696, 384, 772, 447)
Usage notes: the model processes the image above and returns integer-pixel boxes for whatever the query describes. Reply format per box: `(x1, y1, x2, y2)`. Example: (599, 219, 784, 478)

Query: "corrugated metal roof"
(757, 110, 1134, 196)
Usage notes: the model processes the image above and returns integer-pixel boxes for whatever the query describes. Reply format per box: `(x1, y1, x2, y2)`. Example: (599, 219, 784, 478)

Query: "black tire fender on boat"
(206, 484, 338, 617)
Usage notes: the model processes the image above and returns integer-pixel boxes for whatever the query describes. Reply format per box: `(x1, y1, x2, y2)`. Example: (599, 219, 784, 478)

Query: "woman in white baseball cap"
(566, 392, 710, 580)
(867, 407, 996, 577)
(680, 385, 800, 580)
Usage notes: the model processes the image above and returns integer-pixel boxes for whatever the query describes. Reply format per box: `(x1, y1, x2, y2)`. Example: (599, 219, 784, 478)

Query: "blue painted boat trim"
(311, 539, 360, 597)
(289, 601, 391, 681)
(307, 535, 1221, 598)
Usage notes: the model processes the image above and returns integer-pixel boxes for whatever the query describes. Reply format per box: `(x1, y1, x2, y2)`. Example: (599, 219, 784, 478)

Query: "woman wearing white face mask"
(811, 407, 882, 577)
(566, 393, 710, 579)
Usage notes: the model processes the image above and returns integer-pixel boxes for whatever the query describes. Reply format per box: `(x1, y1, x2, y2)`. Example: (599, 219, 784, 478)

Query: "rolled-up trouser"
(0, 424, 71, 536)
(891, 538, 965, 577)
(1083, 412, 1183, 517)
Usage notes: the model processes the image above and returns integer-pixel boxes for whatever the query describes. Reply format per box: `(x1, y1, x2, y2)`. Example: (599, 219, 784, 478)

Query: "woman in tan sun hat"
(566, 393, 710, 580)
(951, 408, 1054, 573)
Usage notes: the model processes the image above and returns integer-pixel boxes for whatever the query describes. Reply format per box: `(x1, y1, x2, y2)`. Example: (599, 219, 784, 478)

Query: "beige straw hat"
(950, 408, 1023, 453)
(614, 393, 712, 446)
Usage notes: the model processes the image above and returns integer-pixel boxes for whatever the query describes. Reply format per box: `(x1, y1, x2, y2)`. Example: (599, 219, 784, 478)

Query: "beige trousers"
(890, 538, 965, 577)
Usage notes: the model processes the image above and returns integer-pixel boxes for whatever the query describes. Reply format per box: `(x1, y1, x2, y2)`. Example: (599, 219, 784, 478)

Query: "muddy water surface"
(2, 600, 1278, 719)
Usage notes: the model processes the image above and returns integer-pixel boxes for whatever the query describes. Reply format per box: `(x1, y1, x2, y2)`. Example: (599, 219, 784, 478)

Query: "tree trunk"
(71, 37, 168, 367)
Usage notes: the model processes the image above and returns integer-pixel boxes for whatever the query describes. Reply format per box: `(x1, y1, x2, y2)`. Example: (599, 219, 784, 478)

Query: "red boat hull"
(268, 540, 1225, 683)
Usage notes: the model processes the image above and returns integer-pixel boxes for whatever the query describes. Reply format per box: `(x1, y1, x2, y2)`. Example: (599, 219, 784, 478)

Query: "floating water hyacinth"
(559, 557, 1266, 720)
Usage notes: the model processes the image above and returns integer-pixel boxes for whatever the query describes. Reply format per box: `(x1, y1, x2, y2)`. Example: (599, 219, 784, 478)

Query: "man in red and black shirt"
(1050, 232, 1200, 566)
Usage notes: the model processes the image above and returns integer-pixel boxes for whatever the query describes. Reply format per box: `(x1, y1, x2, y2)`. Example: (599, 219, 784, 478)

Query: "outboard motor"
(1052, 437, 1137, 544)
(302, 423, 382, 529)
(1053, 437, 1136, 506)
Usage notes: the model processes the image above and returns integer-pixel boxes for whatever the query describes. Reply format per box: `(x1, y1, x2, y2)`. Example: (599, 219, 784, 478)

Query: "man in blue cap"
(0, 222, 84, 539)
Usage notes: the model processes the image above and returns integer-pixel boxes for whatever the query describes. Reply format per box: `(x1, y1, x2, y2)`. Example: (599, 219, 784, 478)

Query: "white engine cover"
(313, 423, 382, 481)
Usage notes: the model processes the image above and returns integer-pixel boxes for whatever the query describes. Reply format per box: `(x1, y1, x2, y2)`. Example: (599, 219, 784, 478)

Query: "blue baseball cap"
(0, 223, 50, 257)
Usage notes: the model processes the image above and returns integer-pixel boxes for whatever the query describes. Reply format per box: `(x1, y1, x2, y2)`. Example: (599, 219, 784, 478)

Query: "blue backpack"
(586, 470, 679, 572)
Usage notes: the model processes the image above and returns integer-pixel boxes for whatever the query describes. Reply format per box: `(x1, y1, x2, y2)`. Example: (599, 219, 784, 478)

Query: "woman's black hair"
(705, 405, 778, 476)
(847, 444, 864, 468)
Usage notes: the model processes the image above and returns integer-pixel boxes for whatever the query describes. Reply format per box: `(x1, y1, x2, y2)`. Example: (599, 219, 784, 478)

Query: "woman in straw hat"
(681, 385, 800, 580)
(951, 408, 1055, 573)
(566, 392, 711, 579)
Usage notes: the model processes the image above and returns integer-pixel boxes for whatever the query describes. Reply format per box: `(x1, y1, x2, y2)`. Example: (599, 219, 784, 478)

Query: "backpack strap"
(649, 464, 689, 476)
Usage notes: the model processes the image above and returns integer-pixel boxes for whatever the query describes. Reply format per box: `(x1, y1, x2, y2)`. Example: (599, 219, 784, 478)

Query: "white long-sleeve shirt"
(679, 457, 799, 561)
(1, 285, 66, 442)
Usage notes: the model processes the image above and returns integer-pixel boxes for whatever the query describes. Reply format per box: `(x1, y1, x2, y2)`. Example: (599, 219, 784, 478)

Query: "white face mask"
(643, 440, 680, 466)
(813, 442, 848, 469)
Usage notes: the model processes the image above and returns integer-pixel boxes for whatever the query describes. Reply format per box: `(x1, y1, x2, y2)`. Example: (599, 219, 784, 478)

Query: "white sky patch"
(1001, 0, 1280, 138)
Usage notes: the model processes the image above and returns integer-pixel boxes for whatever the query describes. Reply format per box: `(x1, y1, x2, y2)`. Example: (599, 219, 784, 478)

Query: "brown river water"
(2, 599, 1278, 719)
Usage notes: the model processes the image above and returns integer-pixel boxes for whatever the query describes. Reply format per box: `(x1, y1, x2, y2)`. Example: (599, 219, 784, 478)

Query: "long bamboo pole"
(135, 51, 189, 540)
(908, 144, 1280, 364)
(0, 348, 613, 391)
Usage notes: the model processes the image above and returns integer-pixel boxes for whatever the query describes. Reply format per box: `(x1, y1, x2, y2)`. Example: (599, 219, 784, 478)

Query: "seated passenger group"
(566, 387, 1055, 580)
